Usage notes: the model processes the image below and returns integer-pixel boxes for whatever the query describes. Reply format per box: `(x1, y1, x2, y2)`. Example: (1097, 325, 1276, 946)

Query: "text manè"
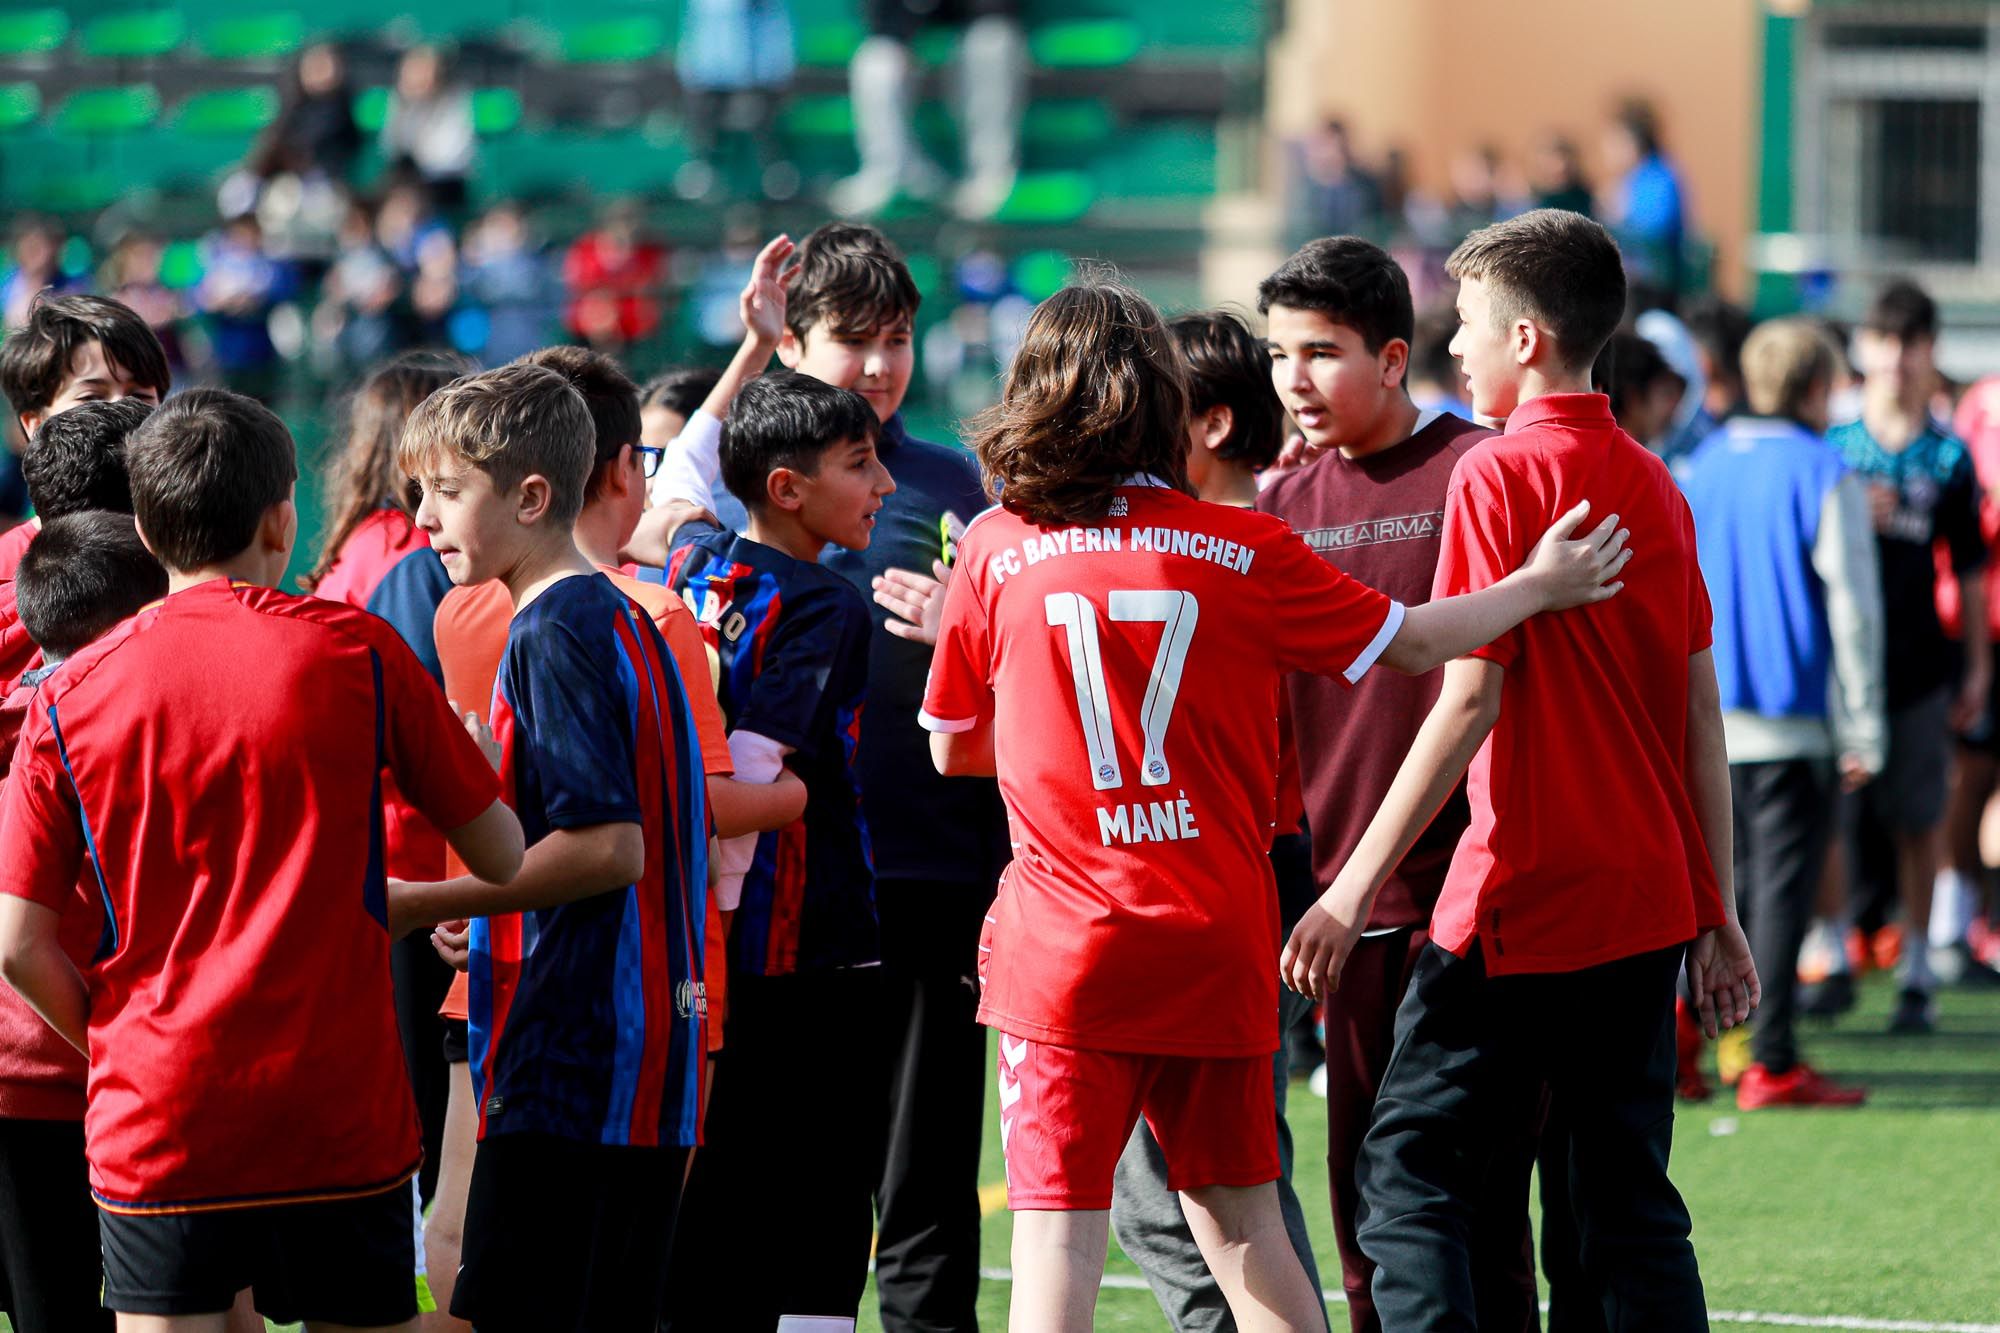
(1097, 797, 1202, 846)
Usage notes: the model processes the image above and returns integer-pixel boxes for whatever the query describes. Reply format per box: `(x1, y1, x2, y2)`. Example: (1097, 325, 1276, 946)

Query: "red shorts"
(996, 1033, 1278, 1210)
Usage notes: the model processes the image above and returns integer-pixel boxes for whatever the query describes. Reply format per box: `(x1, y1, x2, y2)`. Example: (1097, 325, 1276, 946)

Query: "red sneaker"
(1675, 997, 1711, 1102)
(1870, 923, 1904, 972)
(1736, 1063, 1868, 1110)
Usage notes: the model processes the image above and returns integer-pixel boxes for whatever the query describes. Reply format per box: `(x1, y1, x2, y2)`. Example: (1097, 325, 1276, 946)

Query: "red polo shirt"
(1430, 393, 1723, 975)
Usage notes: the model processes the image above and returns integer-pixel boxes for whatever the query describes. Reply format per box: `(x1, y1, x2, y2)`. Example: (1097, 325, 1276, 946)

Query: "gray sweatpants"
(1110, 986, 1330, 1332)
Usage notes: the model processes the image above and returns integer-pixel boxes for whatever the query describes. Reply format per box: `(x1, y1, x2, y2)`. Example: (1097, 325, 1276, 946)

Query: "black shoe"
(1798, 971, 1856, 1019)
(1888, 987, 1936, 1035)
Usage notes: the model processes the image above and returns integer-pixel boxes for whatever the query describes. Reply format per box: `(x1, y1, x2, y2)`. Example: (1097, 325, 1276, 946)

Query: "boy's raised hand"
(740, 234, 796, 347)
(1280, 886, 1368, 1002)
(1685, 922, 1760, 1039)
(1523, 501, 1630, 611)
(873, 560, 951, 646)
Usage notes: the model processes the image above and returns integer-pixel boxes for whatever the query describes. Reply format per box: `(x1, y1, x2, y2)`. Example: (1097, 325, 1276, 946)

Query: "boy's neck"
(1862, 391, 1926, 450)
(166, 556, 276, 595)
(1338, 394, 1423, 461)
(502, 530, 598, 611)
(745, 511, 824, 563)
(570, 503, 625, 572)
(1511, 365, 1596, 420)
(1197, 463, 1261, 509)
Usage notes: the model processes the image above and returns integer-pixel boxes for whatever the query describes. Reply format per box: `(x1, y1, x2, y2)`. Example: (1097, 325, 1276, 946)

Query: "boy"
(655, 223, 1008, 1330)
(0, 292, 171, 576)
(921, 277, 1628, 1331)
(1282, 209, 1755, 1329)
(0, 511, 164, 1333)
(1103, 307, 1328, 1331)
(0, 388, 522, 1331)
(1254, 237, 1537, 1333)
(663, 370, 896, 1329)
(1828, 278, 1990, 1033)
(0, 399, 154, 683)
(1682, 318, 1885, 1107)
(390, 363, 715, 1332)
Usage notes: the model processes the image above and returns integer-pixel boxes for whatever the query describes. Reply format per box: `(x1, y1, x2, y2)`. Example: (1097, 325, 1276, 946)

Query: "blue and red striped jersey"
(655, 524, 878, 975)
(468, 572, 710, 1149)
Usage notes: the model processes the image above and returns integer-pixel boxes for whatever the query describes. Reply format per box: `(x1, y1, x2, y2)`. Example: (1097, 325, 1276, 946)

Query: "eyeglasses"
(636, 445, 664, 479)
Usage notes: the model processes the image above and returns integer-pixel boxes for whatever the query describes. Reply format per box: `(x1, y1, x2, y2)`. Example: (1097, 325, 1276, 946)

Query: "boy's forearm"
(395, 824, 646, 927)
(1379, 575, 1540, 675)
(1685, 650, 1739, 924)
(707, 772, 807, 839)
(929, 722, 996, 777)
(0, 898, 87, 1053)
(697, 331, 777, 427)
(1325, 660, 1501, 914)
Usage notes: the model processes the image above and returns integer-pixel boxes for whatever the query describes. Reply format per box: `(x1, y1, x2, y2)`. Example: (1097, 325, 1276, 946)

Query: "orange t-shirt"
(433, 567, 732, 1044)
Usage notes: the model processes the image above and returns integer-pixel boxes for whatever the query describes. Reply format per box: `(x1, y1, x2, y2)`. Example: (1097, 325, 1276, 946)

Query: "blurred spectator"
(1684, 295, 1753, 421)
(1285, 119, 1383, 246)
(562, 201, 669, 352)
(676, 0, 798, 202)
(2, 217, 81, 332)
(264, 43, 363, 182)
(1600, 98, 1687, 290)
(1637, 306, 1715, 473)
(1408, 303, 1472, 420)
(1529, 133, 1593, 216)
(373, 184, 458, 344)
(196, 213, 294, 400)
(1597, 329, 1684, 452)
(1444, 145, 1516, 240)
(102, 231, 188, 382)
(315, 200, 409, 373)
(832, 0, 1025, 221)
(383, 46, 475, 212)
(455, 202, 555, 367)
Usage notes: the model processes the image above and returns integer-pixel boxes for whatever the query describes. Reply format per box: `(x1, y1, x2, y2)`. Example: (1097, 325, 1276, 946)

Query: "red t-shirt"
(921, 482, 1401, 1056)
(0, 579, 500, 1210)
(0, 520, 37, 583)
(1430, 394, 1723, 975)
(0, 667, 96, 1121)
(311, 507, 429, 609)
(1257, 411, 1491, 928)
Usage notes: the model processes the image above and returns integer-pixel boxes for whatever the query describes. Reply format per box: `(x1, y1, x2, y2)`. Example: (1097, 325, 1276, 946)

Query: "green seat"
(0, 83, 42, 132)
(172, 87, 279, 136)
(472, 87, 522, 136)
(53, 85, 162, 135)
(352, 86, 389, 134)
(159, 239, 205, 289)
(1094, 120, 1215, 197)
(197, 13, 306, 60)
(1029, 19, 1141, 68)
(0, 8, 66, 58)
(991, 171, 1095, 225)
(81, 10, 186, 60)
(560, 16, 666, 63)
(796, 18, 863, 67)
(778, 93, 853, 140)
(1023, 99, 1115, 149)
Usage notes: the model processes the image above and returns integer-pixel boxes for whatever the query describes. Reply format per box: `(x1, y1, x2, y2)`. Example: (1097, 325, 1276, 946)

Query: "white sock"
(1930, 868, 1978, 948)
(1902, 936, 1938, 992)
(1808, 919, 1852, 976)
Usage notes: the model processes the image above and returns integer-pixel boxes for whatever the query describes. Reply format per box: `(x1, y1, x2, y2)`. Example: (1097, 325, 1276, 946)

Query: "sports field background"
(0, 975, 1986, 1332)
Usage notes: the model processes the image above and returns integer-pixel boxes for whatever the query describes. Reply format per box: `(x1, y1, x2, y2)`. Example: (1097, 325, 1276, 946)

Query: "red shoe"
(1675, 997, 1711, 1102)
(1736, 1062, 1868, 1109)
(1870, 923, 1904, 972)
(1845, 926, 1872, 975)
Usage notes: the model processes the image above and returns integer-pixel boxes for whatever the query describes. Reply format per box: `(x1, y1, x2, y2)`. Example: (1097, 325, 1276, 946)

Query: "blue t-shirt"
(468, 572, 710, 1149)
(657, 525, 877, 975)
(364, 547, 453, 686)
(1828, 418, 1988, 708)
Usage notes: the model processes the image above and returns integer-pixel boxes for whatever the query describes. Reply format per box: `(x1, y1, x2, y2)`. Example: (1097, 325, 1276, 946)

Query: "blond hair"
(399, 362, 595, 525)
(1740, 319, 1837, 421)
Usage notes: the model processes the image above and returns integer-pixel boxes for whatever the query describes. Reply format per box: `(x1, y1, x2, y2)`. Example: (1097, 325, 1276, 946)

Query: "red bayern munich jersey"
(922, 479, 1401, 1056)
(0, 578, 500, 1211)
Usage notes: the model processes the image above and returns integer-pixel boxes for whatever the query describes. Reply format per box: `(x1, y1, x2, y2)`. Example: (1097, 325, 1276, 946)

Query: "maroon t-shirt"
(1257, 411, 1492, 929)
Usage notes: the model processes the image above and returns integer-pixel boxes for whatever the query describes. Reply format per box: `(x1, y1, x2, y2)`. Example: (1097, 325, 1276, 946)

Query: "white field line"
(972, 1267, 2000, 1333)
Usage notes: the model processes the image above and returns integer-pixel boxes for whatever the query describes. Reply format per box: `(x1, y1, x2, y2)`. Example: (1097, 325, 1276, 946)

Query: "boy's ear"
(16, 411, 42, 441)
(515, 474, 556, 525)
(1378, 337, 1411, 390)
(764, 465, 808, 514)
(1513, 317, 1544, 368)
(262, 497, 298, 562)
(775, 327, 805, 370)
(1199, 404, 1234, 454)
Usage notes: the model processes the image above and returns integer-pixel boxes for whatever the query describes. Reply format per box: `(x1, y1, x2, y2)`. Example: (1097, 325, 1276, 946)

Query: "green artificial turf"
(2, 976, 1988, 1332)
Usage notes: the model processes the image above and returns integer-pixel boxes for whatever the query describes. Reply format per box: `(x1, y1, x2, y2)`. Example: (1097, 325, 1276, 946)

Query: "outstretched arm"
(390, 822, 645, 934)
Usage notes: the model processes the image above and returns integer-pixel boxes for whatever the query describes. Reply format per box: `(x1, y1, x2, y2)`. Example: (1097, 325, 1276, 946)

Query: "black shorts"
(0, 1117, 111, 1330)
(442, 1016, 470, 1065)
(453, 1132, 687, 1332)
(98, 1184, 418, 1323)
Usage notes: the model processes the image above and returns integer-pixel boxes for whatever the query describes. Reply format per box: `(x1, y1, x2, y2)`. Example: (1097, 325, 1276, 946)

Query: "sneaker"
(1870, 923, 1905, 972)
(1715, 1028, 1753, 1088)
(1888, 987, 1936, 1035)
(1798, 970, 1856, 1019)
(1929, 940, 2000, 989)
(1736, 1062, 1868, 1109)
(1674, 997, 1711, 1102)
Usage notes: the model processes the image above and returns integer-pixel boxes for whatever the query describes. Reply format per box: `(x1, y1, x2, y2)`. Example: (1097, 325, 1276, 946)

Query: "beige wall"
(1266, 0, 1760, 293)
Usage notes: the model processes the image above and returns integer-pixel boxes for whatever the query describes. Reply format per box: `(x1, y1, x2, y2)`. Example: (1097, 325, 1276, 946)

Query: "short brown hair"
(1446, 208, 1626, 371)
(399, 363, 595, 527)
(126, 389, 298, 571)
(516, 345, 642, 503)
(1740, 319, 1838, 421)
(0, 293, 172, 422)
(17, 511, 166, 659)
(785, 223, 920, 340)
(967, 278, 1191, 527)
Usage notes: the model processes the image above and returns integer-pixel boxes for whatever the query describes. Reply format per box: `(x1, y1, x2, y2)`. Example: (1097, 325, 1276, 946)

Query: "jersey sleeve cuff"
(1344, 599, 1407, 684)
(918, 709, 979, 734)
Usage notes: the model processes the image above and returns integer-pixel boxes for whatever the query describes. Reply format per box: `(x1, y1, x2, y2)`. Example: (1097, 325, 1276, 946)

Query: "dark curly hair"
(967, 278, 1192, 528)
